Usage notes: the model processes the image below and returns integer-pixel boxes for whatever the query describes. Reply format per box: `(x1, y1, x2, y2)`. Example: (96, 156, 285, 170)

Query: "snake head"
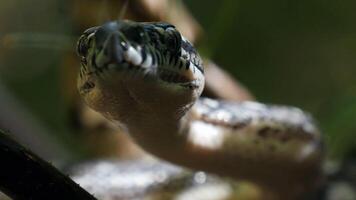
(76, 20, 205, 122)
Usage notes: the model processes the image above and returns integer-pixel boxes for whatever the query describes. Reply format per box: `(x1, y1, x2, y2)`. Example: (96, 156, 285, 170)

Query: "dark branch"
(0, 129, 97, 200)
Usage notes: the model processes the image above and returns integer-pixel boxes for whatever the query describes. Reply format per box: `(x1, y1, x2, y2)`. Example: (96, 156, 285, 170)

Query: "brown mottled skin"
(77, 20, 324, 199)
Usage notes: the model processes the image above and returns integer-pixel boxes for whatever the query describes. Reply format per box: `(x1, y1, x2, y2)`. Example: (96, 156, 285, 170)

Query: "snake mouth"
(91, 37, 199, 87)
(126, 65, 199, 88)
(158, 69, 192, 84)
(156, 68, 201, 90)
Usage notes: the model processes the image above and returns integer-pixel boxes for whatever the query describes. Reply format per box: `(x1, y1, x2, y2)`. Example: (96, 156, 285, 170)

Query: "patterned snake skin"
(76, 20, 323, 198)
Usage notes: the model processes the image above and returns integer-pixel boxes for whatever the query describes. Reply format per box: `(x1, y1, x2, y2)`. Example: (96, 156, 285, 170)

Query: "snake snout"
(101, 33, 125, 65)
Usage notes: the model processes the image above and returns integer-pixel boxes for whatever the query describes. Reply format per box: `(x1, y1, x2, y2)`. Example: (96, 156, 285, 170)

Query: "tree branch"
(0, 129, 97, 200)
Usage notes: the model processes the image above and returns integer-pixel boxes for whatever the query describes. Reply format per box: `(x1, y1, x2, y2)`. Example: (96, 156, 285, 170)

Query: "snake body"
(76, 20, 323, 198)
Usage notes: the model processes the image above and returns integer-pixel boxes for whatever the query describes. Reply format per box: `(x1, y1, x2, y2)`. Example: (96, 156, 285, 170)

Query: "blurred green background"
(0, 0, 355, 161)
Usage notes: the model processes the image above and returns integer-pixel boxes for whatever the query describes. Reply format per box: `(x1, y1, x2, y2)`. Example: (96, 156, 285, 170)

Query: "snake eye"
(122, 25, 146, 44)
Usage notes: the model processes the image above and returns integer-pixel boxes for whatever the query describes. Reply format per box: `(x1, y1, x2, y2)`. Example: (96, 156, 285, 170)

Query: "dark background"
(0, 0, 355, 162)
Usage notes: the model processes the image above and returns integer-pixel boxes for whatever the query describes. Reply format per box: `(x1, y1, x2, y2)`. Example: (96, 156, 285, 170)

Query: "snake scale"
(76, 20, 323, 198)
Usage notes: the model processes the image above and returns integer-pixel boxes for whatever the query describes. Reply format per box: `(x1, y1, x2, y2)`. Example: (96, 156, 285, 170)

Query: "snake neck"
(122, 103, 192, 159)
(120, 98, 323, 199)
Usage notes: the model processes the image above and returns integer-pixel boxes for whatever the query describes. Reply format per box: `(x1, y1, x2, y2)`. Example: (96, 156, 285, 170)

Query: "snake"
(76, 20, 323, 198)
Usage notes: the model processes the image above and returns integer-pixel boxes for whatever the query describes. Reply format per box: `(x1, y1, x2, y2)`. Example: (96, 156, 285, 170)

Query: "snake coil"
(76, 20, 323, 199)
